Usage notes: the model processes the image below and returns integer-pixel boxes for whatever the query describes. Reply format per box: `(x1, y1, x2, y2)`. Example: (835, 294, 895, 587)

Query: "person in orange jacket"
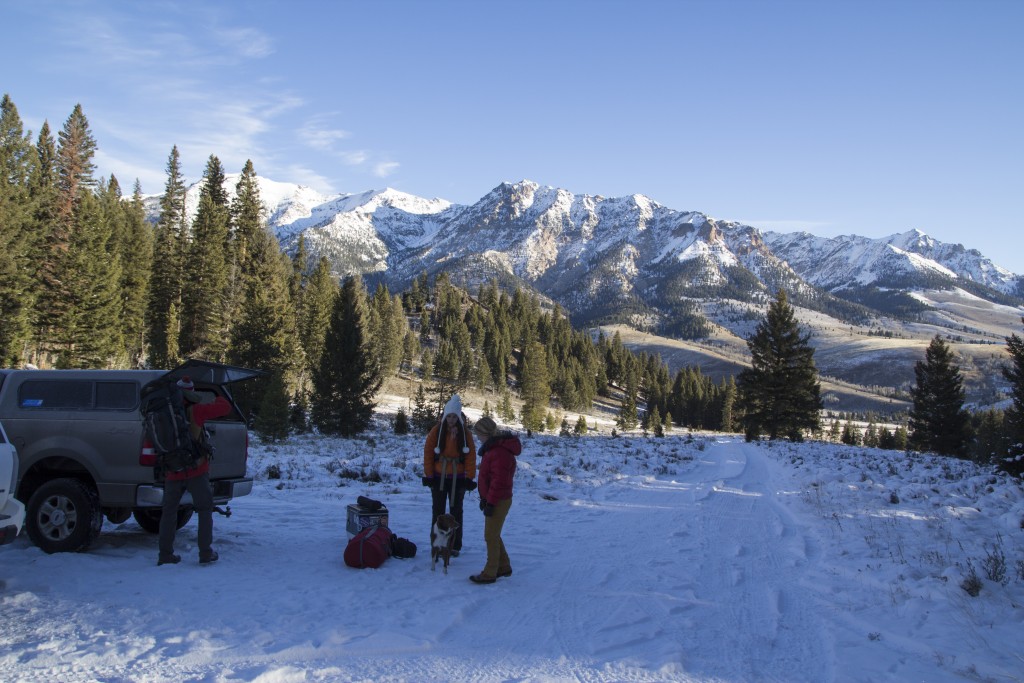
(422, 395, 476, 554)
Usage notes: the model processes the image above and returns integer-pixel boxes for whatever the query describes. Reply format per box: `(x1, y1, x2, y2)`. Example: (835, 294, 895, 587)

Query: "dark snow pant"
(158, 472, 214, 558)
(430, 479, 467, 551)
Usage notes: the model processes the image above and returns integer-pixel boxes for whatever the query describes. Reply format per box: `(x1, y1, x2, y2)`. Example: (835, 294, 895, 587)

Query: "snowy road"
(3, 433, 1016, 682)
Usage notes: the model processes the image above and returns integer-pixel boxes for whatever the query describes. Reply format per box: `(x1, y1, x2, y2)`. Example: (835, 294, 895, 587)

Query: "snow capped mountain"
(763, 228, 1023, 296)
(148, 173, 1023, 338)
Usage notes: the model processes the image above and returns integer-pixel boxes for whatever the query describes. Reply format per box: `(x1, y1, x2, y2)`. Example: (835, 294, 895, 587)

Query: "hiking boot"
(469, 573, 496, 584)
(157, 554, 181, 566)
(199, 550, 219, 565)
(497, 567, 513, 578)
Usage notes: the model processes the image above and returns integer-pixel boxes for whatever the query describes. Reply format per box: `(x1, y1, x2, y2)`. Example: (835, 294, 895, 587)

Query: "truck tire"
(132, 507, 194, 534)
(26, 478, 103, 554)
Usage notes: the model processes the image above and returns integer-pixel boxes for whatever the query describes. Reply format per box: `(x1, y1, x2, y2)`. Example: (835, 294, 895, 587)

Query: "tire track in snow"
(676, 441, 831, 682)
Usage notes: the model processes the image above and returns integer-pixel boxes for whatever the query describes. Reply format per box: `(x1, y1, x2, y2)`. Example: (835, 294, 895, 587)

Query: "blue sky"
(6, 0, 1023, 272)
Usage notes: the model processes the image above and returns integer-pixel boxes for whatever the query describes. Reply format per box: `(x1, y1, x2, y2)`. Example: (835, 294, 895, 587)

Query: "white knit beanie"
(444, 395, 462, 418)
(436, 395, 469, 454)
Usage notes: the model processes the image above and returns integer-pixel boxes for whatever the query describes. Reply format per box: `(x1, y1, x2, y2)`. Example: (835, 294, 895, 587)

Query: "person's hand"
(479, 498, 486, 511)
(465, 480, 477, 491)
(483, 503, 495, 517)
(421, 476, 434, 487)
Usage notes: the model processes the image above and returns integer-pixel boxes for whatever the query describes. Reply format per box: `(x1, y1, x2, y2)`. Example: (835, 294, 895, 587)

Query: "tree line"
(3, 95, 1022, 477)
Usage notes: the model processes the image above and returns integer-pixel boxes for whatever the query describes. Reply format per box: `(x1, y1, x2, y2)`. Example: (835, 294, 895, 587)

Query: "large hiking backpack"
(140, 381, 200, 473)
(344, 524, 394, 569)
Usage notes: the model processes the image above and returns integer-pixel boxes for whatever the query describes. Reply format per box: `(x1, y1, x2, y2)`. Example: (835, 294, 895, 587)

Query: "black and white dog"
(430, 513, 459, 574)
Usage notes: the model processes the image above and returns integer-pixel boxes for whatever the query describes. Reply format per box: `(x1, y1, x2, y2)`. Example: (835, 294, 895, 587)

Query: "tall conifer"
(180, 155, 230, 359)
(36, 104, 99, 363)
(146, 146, 187, 368)
(519, 341, 550, 431)
(737, 290, 822, 441)
(120, 181, 152, 366)
(0, 94, 35, 364)
(298, 256, 338, 384)
(311, 276, 382, 436)
(1002, 319, 1024, 475)
(909, 335, 971, 457)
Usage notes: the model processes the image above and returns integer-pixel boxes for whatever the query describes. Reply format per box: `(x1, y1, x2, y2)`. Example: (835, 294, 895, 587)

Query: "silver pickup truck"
(0, 360, 261, 553)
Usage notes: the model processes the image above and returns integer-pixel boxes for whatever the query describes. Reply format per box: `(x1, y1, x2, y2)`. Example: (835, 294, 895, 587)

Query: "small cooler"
(346, 502, 389, 538)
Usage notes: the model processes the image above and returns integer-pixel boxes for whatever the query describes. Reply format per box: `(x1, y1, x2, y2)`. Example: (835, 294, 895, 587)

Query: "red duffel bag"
(344, 525, 394, 569)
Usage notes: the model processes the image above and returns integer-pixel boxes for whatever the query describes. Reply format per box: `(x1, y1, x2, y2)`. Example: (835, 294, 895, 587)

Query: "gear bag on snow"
(344, 524, 394, 569)
(140, 381, 205, 473)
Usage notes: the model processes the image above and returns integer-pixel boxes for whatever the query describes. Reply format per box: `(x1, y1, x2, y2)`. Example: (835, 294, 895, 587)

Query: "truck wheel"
(26, 478, 103, 554)
(132, 507, 194, 534)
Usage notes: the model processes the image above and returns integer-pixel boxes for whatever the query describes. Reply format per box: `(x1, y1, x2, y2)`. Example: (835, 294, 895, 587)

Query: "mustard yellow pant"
(482, 497, 512, 578)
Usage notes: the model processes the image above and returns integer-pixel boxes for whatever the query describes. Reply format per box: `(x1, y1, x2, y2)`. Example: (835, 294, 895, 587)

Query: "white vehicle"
(0, 420, 26, 544)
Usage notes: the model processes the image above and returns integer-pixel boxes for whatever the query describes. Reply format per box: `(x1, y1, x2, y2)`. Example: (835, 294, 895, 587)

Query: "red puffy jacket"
(477, 433, 521, 505)
(165, 396, 232, 481)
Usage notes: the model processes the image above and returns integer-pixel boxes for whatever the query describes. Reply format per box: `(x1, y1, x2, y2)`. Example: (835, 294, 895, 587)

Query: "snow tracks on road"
(517, 438, 832, 682)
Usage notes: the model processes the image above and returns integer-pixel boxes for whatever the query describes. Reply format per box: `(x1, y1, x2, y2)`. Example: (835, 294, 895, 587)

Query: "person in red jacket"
(470, 416, 521, 584)
(158, 376, 232, 566)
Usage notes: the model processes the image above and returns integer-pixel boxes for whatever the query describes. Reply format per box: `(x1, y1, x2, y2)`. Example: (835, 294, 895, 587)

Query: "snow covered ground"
(2, 416, 1023, 682)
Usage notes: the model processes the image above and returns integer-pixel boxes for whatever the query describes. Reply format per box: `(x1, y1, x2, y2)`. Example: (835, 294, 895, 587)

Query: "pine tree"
(737, 290, 822, 441)
(401, 329, 419, 374)
(500, 390, 516, 422)
(574, 414, 588, 435)
(228, 224, 300, 412)
(411, 385, 435, 433)
(519, 341, 550, 432)
(298, 256, 338, 383)
(290, 390, 309, 433)
(310, 276, 382, 436)
(368, 284, 403, 378)
(420, 348, 434, 381)
(720, 376, 737, 433)
(146, 146, 187, 368)
(180, 155, 231, 360)
(0, 94, 36, 365)
(120, 181, 152, 366)
(650, 405, 664, 437)
(254, 371, 291, 442)
(394, 407, 410, 435)
(36, 104, 99, 364)
(225, 159, 263, 329)
(1001, 320, 1024, 475)
(909, 335, 971, 458)
(828, 419, 842, 442)
(841, 422, 859, 445)
(617, 391, 639, 431)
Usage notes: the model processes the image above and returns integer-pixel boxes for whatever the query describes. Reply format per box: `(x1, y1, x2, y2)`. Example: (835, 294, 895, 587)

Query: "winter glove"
(464, 480, 477, 491)
(483, 503, 495, 517)
(479, 498, 487, 511)
(421, 476, 434, 488)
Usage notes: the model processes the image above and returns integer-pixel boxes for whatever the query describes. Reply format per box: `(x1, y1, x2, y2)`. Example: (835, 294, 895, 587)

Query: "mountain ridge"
(144, 176, 1024, 410)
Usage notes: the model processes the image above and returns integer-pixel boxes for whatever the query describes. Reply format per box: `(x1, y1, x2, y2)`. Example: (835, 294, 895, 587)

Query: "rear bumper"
(135, 477, 254, 507)
(0, 498, 26, 545)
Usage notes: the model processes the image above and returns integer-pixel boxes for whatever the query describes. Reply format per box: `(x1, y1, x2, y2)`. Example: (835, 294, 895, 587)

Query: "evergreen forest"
(2, 95, 1022, 476)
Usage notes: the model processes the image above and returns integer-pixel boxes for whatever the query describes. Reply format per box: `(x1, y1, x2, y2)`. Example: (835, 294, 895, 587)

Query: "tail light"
(140, 439, 158, 467)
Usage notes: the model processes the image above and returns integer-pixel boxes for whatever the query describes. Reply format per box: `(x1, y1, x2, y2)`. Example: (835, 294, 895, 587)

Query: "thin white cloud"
(374, 161, 400, 178)
(298, 117, 352, 152)
(275, 164, 337, 195)
(216, 26, 275, 59)
(30, 4, 395, 197)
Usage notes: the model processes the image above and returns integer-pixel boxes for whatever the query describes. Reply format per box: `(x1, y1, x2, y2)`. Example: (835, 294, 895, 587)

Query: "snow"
(2, 416, 1023, 683)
